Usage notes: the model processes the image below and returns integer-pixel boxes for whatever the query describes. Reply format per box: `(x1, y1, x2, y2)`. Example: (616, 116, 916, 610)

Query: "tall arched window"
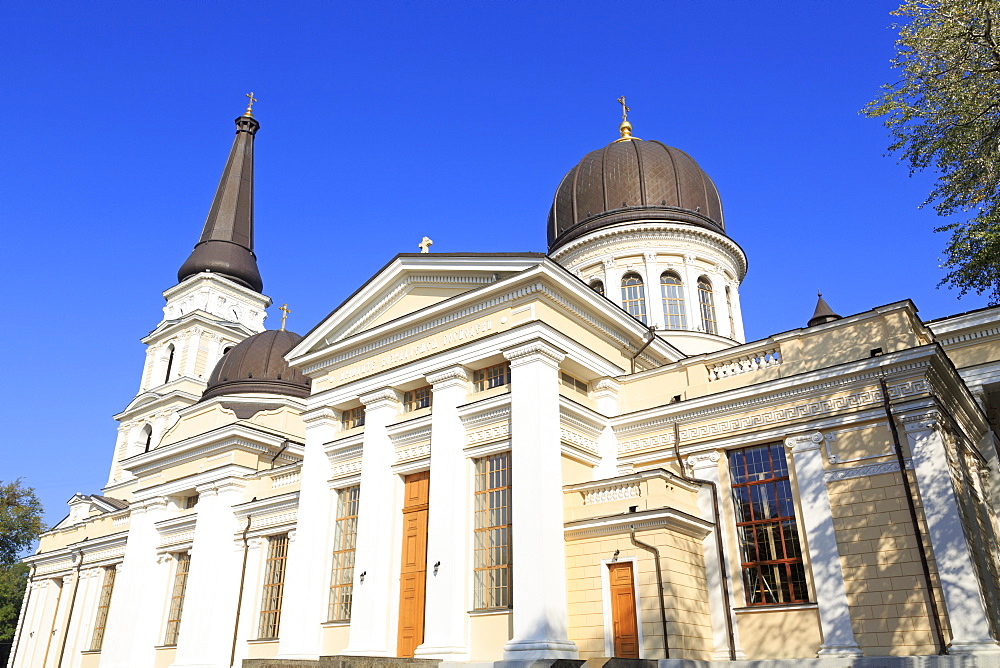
(590, 279, 605, 297)
(726, 285, 735, 337)
(164, 344, 176, 384)
(620, 273, 646, 324)
(142, 424, 153, 453)
(698, 277, 718, 334)
(660, 272, 686, 330)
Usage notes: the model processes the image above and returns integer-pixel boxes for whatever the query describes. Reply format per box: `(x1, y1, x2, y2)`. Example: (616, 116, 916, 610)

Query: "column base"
(414, 645, 470, 660)
(273, 653, 321, 660)
(503, 639, 578, 661)
(710, 649, 747, 660)
(817, 643, 863, 657)
(339, 649, 395, 657)
(948, 640, 1000, 654)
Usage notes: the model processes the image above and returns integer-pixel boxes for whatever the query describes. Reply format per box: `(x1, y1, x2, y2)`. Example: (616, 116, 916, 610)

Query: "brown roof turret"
(808, 292, 842, 327)
(177, 107, 264, 293)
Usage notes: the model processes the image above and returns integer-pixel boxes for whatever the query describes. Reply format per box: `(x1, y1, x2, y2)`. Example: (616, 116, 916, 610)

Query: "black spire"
(177, 108, 263, 293)
(808, 292, 842, 327)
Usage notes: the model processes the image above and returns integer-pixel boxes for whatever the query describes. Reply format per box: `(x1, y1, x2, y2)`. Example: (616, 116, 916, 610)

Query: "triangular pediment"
(295, 254, 548, 355)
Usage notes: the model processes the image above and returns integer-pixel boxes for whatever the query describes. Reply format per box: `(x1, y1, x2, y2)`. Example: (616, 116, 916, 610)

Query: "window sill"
(247, 638, 279, 644)
(733, 602, 817, 614)
(154, 645, 177, 650)
(322, 620, 351, 627)
(80, 650, 102, 655)
(468, 607, 512, 616)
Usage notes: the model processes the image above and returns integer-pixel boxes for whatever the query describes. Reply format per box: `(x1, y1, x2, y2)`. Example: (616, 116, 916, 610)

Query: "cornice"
(458, 393, 512, 427)
(232, 492, 300, 522)
(564, 506, 712, 540)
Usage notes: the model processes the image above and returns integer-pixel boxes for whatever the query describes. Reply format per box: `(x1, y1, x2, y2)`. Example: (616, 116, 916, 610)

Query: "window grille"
(729, 444, 808, 605)
(184, 494, 199, 509)
(698, 278, 718, 334)
(258, 534, 289, 639)
(403, 386, 432, 412)
(660, 273, 687, 330)
(590, 280, 605, 296)
(560, 371, 588, 394)
(620, 274, 647, 324)
(341, 407, 365, 430)
(474, 452, 512, 609)
(328, 486, 360, 621)
(163, 552, 191, 646)
(90, 566, 117, 651)
(473, 363, 510, 392)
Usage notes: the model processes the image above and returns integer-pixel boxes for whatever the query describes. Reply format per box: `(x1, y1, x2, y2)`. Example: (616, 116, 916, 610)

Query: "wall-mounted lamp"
(359, 571, 366, 583)
(611, 549, 620, 563)
(433, 561, 441, 575)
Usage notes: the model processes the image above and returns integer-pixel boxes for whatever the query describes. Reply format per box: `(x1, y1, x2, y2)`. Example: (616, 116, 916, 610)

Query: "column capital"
(426, 365, 470, 389)
(901, 411, 941, 434)
(360, 387, 401, 411)
(303, 406, 339, 427)
(687, 450, 721, 473)
(643, 251, 658, 264)
(195, 477, 246, 497)
(503, 340, 565, 368)
(592, 378, 620, 400)
(784, 431, 824, 454)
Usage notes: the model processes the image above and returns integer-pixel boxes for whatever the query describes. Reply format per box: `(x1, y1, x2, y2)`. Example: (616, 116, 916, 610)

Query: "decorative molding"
(360, 388, 400, 410)
(332, 460, 363, 478)
(560, 427, 598, 453)
(426, 365, 471, 387)
(271, 469, 301, 489)
(824, 459, 912, 483)
(785, 432, 824, 454)
(460, 402, 511, 428)
(708, 346, 781, 381)
(686, 451, 720, 471)
(468, 423, 510, 445)
(582, 481, 641, 505)
(391, 426, 433, 448)
(396, 443, 431, 462)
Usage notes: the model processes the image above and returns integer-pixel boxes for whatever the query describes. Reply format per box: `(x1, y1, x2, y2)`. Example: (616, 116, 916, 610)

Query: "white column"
(592, 379, 620, 479)
(205, 334, 223, 380)
(107, 426, 130, 486)
(416, 366, 472, 660)
(31, 579, 63, 668)
(8, 576, 41, 668)
(502, 340, 578, 660)
(170, 480, 245, 668)
(600, 258, 615, 299)
(151, 412, 169, 450)
(643, 253, 665, 330)
(687, 452, 746, 660)
(183, 329, 201, 378)
(101, 497, 170, 668)
(784, 432, 862, 656)
(682, 255, 701, 331)
(904, 416, 1000, 653)
(343, 389, 401, 657)
(231, 537, 267, 667)
(139, 347, 156, 393)
(727, 281, 746, 343)
(275, 408, 338, 660)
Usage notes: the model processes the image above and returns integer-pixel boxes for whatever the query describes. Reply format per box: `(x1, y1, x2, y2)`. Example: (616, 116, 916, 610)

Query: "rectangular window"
(474, 452, 512, 609)
(560, 371, 588, 395)
(473, 363, 510, 393)
(403, 386, 432, 412)
(258, 534, 289, 639)
(729, 443, 808, 605)
(328, 486, 360, 621)
(341, 407, 365, 430)
(163, 552, 191, 646)
(89, 566, 117, 651)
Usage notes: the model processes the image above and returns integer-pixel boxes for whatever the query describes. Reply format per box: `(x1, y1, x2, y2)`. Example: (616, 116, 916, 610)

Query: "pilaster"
(783, 432, 862, 657)
(416, 365, 472, 660)
(643, 252, 666, 329)
(502, 340, 578, 660)
(592, 379, 621, 479)
(343, 389, 402, 656)
(904, 415, 1000, 654)
(687, 452, 746, 660)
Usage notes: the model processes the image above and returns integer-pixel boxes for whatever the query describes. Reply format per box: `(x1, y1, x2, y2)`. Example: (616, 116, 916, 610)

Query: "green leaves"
(0, 480, 44, 645)
(865, 0, 1000, 301)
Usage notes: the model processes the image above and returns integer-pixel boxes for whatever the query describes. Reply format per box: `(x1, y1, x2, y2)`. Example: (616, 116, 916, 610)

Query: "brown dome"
(548, 138, 725, 252)
(202, 330, 310, 401)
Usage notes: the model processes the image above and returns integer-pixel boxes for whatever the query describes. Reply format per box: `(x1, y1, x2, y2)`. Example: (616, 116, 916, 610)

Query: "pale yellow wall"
(368, 286, 474, 329)
(153, 646, 176, 668)
(945, 338, 1000, 370)
(565, 531, 712, 660)
(320, 624, 350, 655)
(245, 640, 279, 659)
(79, 652, 101, 668)
(827, 470, 948, 655)
(561, 456, 593, 487)
(469, 611, 512, 661)
(736, 608, 821, 659)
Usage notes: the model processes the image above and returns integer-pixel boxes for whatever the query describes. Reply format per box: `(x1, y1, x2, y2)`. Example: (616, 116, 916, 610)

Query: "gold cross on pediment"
(418, 236, 433, 253)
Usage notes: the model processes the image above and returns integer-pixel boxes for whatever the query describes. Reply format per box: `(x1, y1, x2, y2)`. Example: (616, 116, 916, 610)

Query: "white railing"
(707, 346, 781, 381)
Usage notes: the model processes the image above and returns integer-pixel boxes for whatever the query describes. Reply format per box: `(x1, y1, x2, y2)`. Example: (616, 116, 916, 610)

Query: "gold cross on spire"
(279, 303, 290, 331)
(244, 91, 258, 116)
(617, 95, 630, 122)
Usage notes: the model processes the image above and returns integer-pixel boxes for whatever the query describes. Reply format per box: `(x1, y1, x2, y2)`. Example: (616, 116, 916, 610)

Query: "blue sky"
(2, 1, 988, 528)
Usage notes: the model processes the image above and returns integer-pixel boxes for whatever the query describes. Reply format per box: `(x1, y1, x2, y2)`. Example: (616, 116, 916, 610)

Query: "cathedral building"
(10, 102, 1000, 668)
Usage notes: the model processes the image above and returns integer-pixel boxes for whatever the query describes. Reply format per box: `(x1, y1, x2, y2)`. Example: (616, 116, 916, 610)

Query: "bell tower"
(105, 99, 271, 489)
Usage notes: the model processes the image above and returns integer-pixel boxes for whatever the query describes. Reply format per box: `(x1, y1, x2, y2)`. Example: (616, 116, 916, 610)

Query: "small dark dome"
(548, 138, 725, 252)
(202, 330, 310, 401)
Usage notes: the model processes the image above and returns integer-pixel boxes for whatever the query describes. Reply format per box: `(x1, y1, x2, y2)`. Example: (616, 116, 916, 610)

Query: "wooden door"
(397, 471, 430, 657)
(609, 562, 640, 658)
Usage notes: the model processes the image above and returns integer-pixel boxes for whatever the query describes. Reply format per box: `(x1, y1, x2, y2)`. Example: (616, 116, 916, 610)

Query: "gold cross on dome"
(279, 303, 290, 331)
(418, 236, 433, 253)
(244, 91, 258, 115)
(617, 95, 630, 122)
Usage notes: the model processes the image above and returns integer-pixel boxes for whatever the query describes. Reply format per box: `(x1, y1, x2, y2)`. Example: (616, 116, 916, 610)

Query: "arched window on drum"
(590, 279, 605, 297)
(620, 273, 646, 324)
(660, 272, 686, 330)
(698, 277, 718, 334)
